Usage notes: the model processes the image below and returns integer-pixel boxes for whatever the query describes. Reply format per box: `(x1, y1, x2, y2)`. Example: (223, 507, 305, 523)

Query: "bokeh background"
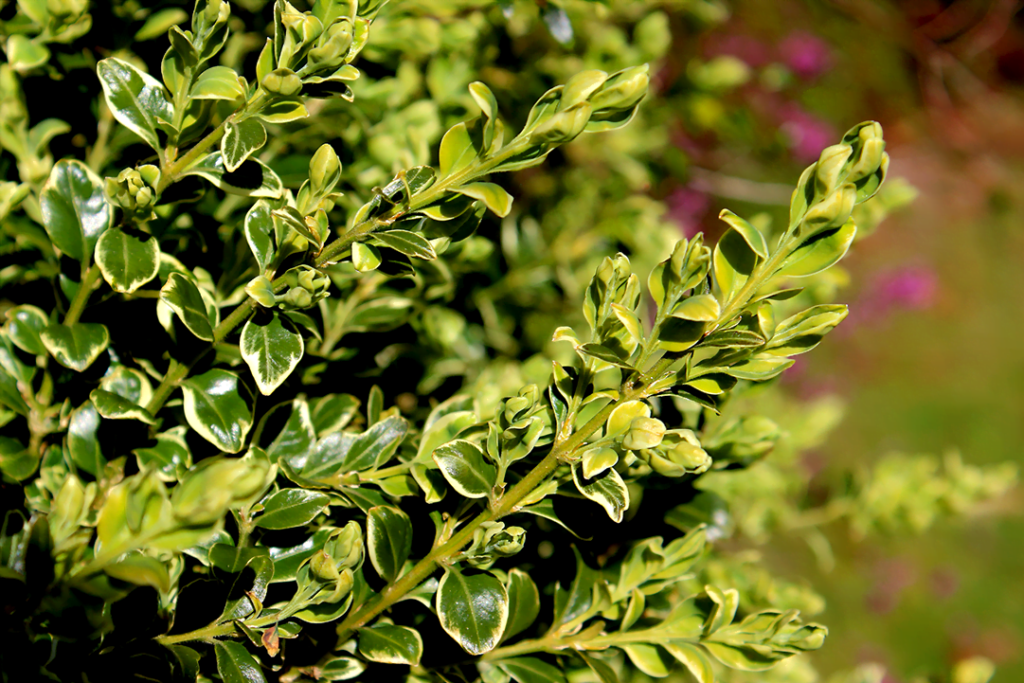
(629, 1, 1024, 679)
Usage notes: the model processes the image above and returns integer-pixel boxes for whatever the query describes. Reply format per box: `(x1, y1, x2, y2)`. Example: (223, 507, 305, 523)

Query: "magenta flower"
(665, 184, 710, 238)
(779, 105, 836, 162)
(778, 31, 833, 81)
(704, 33, 771, 68)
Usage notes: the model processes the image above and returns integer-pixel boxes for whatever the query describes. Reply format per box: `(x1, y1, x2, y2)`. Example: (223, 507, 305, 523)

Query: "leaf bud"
(171, 462, 236, 526)
(283, 287, 313, 309)
(623, 416, 666, 451)
(589, 65, 650, 113)
(324, 521, 363, 570)
(557, 70, 608, 112)
(231, 457, 273, 500)
(307, 20, 354, 72)
(309, 144, 341, 196)
(106, 165, 161, 216)
(484, 526, 526, 557)
(503, 396, 531, 425)
(529, 102, 592, 144)
(665, 430, 712, 472)
(801, 183, 855, 232)
(261, 68, 303, 97)
(814, 144, 852, 198)
(310, 549, 340, 581)
(245, 276, 277, 307)
(846, 138, 885, 184)
(606, 400, 651, 438)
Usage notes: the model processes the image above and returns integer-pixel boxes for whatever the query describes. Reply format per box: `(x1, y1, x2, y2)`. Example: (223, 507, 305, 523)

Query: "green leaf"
(437, 566, 509, 655)
(663, 642, 714, 683)
(96, 58, 173, 152)
(720, 356, 794, 381)
(0, 436, 37, 481)
(498, 657, 567, 683)
(358, 623, 423, 665)
(684, 374, 737, 396)
(41, 323, 109, 372)
(135, 8, 190, 41)
(438, 121, 481, 178)
(373, 230, 437, 260)
(221, 555, 274, 621)
(5, 305, 49, 355)
(454, 183, 513, 217)
(621, 644, 672, 678)
(133, 428, 191, 481)
(433, 440, 496, 499)
(89, 389, 156, 423)
(241, 312, 304, 396)
(95, 227, 160, 294)
(182, 153, 284, 198)
(765, 305, 847, 357)
(267, 400, 316, 462)
(244, 200, 275, 271)
(190, 66, 244, 101)
(182, 369, 253, 453)
(502, 569, 540, 642)
(7, 35, 50, 71)
(254, 489, 329, 529)
(367, 505, 412, 583)
(572, 462, 629, 523)
(215, 641, 267, 683)
(256, 97, 309, 124)
(39, 160, 111, 263)
(579, 653, 619, 683)
(776, 219, 857, 278)
(700, 329, 765, 348)
(671, 294, 720, 322)
(222, 118, 268, 173)
(68, 401, 103, 476)
(713, 228, 756, 302)
(0, 366, 29, 417)
(352, 242, 381, 271)
(160, 272, 215, 341)
(317, 657, 366, 681)
(718, 210, 768, 258)
(310, 394, 360, 436)
(105, 553, 171, 593)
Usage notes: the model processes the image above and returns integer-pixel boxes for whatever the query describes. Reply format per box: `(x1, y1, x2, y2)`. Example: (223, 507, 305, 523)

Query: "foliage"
(0, 1, 1015, 682)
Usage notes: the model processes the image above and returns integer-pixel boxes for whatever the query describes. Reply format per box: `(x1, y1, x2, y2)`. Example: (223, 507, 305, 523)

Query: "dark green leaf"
(182, 369, 253, 453)
(41, 323, 109, 372)
(433, 440, 496, 499)
(373, 230, 437, 260)
(358, 623, 423, 665)
(255, 489, 329, 529)
(367, 505, 412, 583)
(160, 273, 215, 341)
(241, 312, 304, 396)
(95, 227, 160, 294)
(89, 389, 156, 423)
(502, 569, 540, 642)
(215, 640, 267, 683)
(497, 657, 566, 683)
(97, 58, 173, 152)
(437, 566, 508, 655)
(182, 153, 284, 199)
(5, 305, 49, 355)
(39, 160, 111, 263)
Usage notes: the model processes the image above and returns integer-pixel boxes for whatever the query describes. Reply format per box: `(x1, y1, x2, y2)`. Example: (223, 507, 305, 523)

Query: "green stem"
(63, 265, 102, 326)
(482, 623, 697, 661)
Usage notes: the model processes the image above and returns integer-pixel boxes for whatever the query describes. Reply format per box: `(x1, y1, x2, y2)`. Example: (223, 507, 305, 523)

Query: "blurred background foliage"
(2, 0, 1023, 680)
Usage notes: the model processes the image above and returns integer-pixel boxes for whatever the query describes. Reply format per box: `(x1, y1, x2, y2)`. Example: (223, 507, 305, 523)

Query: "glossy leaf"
(133, 428, 191, 481)
(498, 657, 567, 683)
(671, 294, 720, 322)
(182, 369, 253, 453)
(437, 566, 509, 655)
(438, 122, 480, 178)
(373, 230, 436, 260)
(718, 210, 768, 258)
(68, 401, 103, 476)
(663, 642, 714, 683)
(160, 273, 215, 341)
(359, 623, 423, 665)
(454, 183, 513, 217)
(41, 323, 109, 372)
(5, 305, 49, 355)
(776, 219, 857, 278)
(105, 554, 171, 593)
(622, 644, 671, 678)
(367, 505, 412, 583)
(95, 227, 160, 294)
(254, 489, 329, 529)
(89, 389, 156, 423)
(241, 312, 304, 396)
(572, 462, 629, 523)
(502, 569, 540, 642)
(97, 58, 173, 152)
(433, 440, 496, 499)
(191, 66, 244, 101)
(39, 160, 111, 263)
(222, 118, 267, 173)
(713, 229, 756, 302)
(182, 153, 284, 198)
(215, 641, 267, 683)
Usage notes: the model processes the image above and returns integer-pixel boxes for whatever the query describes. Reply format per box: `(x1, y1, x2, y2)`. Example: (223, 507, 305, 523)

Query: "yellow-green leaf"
(96, 227, 160, 293)
(240, 312, 304, 396)
(454, 182, 513, 217)
(41, 323, 109, 372)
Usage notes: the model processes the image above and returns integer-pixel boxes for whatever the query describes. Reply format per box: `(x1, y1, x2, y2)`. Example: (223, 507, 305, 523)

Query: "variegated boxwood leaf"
(776, 219, 857, 278)
(0, 366, 28, 417)
(96, 58, 174, 152)
(95, 227, 160, 293)
(713, 228, 757, 302)
(182, 152, 284, 198)
(253, 489, 329, 529)
(99, 366, 153, 405)
(366, 505, 412, 583)
(39, 160, 111, 263)
(432, 440, 496, 499)
(436, 566, 508, 655)
(89, 389, 156, 424)
(497, 657, 567, 683)
(717, 209, 768, 258)
(160, 273, 215, 341)
(132, 427, 191, 481)
(454, 182, 513, 217)
(571, 462, 629, 523)
(68, 401, 103, 476)
(358, 623, 423, 665)
(222, 118, 267, 173)
(279, 415, 408, 484)
(190, 66, 244, 101)
(502, 569, 540, 642)
(372, 230, 436, 261)
(5, 305, 49, 355)
(182, 369, 253, 453)
(315, 657, 365, 681)
(244, 200, 276, 271)
(663, 642, 714, 683)
(240, 312, 304, 396)
(41, 323, 109, 372)
(215, 640, 267, 683)
(266, 400, 316, 461)
(0, 437, 35, 482)
(622, 644, 672, 677)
